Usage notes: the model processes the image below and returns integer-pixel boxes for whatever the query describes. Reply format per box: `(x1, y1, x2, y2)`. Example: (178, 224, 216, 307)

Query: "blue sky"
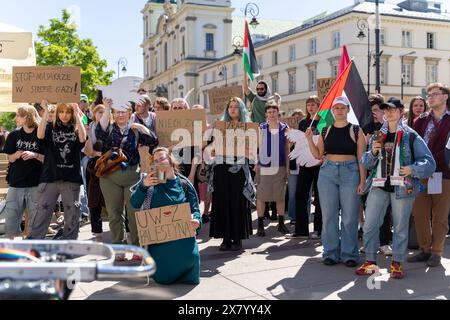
(1, 0, 449, 79)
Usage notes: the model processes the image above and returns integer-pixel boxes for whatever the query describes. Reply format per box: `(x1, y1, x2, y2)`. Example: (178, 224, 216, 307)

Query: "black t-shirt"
(380, 132, 395, 193)
(363, 121, 383, 135)
(38, 123, 85, 184)
(3, 128, 44, 188)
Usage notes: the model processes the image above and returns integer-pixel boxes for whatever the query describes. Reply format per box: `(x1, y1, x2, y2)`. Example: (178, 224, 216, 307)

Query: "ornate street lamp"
(117, 57, 128, 79)
(232, 35, 244, 56)
(356, 18, 372, 95)
(243, 2, 260, 30)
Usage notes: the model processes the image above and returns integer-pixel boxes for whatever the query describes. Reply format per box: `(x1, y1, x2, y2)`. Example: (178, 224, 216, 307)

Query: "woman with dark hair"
(407, 96, 428, 127)
(209, 97, 255, 251)
(287, 95, 323, 239)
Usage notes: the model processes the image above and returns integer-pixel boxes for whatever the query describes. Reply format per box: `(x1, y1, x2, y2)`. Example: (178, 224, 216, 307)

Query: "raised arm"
(243, 72, 252, 96)
(100, 98, 112, 131)
(37, 100, 49, 140)
(357, 128, 367, 194)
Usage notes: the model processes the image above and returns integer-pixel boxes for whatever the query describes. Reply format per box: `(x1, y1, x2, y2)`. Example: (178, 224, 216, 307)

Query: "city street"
(71, 211, 450, 300)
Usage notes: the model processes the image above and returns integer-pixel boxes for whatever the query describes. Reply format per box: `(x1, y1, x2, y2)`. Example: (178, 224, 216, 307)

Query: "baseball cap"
(380, 97, 404, 110)
(332, 96, 350, 107)
(80, 94, 89, 102)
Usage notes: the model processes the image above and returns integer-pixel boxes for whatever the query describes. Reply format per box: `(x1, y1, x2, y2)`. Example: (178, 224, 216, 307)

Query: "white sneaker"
(309, 231, 321, 239)
(379, 245, 393, 256)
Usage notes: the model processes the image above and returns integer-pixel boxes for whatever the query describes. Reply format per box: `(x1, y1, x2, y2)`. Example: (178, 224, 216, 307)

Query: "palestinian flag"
(78, 109, 89, 125)
(243, 20, 260, 81)
(338, 45, 351, 76)
(316, 60, 372, 133)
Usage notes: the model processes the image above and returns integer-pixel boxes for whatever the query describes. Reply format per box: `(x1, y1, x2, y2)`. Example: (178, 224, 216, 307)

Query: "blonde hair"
(17, 105, 41, 129)
(170, 98, 190, 110)
(54, 103, 76, 127)
(91, 104, 106, 122)
(152, 147, 180, 174)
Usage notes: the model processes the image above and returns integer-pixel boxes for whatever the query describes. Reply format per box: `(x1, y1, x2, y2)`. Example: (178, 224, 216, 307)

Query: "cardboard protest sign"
(317, 77, 336, 101)
(280, 116, 302, 129)
(208, 85, 243, 115)
(135, 203, 196, 246)
(212, 121, 259, 159)
(96, 76, 142, 109)
(12, 66, 81, 103)
(138, 146, 152, 174)
(156, 109, 207, 147)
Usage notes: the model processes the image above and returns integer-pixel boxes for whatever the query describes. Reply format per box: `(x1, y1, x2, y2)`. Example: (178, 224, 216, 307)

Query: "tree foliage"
(0, 113, 16, 132)
(35, 10, 114, 102)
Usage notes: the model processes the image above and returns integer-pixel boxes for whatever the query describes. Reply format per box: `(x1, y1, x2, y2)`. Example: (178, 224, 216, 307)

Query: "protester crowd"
(1, 73, 449, 284)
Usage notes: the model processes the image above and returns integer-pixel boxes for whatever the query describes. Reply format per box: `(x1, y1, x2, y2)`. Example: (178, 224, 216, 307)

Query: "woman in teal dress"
(130, 147, 202, 285)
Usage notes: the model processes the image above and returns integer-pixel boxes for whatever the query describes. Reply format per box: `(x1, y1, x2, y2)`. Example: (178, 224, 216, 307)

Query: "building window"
(309, 38, 317, 55)
(288, 70, 296, 95)
(164, 43, 168, 71)
(232, 63, 237, 78)
(289, 45, 296, 62)
(331, 63, 339, 77)
(402, 63, 413, 86)
(182, 36, 186, 56)
(427, 32, 435, 49)
(426, 64, 438, 84)
(258, 55, 263, 69)
(272, 51, 278, 66)
(203, 91, 208, 107)
(206, 33, 214, 51)
(402, 30, 412, 48)
(332, 31, 340, 49)
(309, 67, 317, 91)
(270, 74, 278, 93)
(203, 73, 207, 85)
(380, 28, 386, 45)
(380, 62, 387, 85)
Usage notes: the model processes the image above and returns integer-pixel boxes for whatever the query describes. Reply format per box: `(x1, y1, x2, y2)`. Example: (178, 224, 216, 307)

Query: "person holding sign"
(356, 98, 435, 279)
(95, 98, 158, 259)
(409, 83, 450, 268)
(208, 98, 255, 251)
(306, 96, 367, 268)
(28, 101, 86, 240)
(3, 106, 44, 239)
(130, 147, 201, 285)
(255, 100, 290, 237)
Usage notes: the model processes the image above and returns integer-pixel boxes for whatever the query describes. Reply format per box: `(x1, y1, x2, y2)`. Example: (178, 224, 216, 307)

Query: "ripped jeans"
(28, 181, 82, 240)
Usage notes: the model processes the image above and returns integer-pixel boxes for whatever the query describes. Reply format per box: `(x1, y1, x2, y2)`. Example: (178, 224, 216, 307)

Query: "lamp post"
(117, 57, 128, 79)
(232, 35, 244, 56)
(218, 64, 228, 86)
(400, 51, 416, 100)
(356, 18, 371, 96)
(242, 2, 260, 29)
(375, 0, 381, 93)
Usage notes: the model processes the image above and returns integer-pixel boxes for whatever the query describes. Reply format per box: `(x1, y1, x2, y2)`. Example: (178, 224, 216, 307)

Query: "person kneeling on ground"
(130, 147, 201, 285)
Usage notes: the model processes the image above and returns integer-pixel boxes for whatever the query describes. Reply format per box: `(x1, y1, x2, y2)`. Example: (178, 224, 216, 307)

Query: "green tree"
(35, 10, 114, 101)
(0, 113, 16, 132)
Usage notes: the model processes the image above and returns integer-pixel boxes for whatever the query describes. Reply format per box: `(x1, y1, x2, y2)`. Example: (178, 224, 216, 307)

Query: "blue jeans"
(288, 174, 298, 220)
(5, 187, 39, 237)
(363, 188, 415, 262)
(318, 160, 361, 262)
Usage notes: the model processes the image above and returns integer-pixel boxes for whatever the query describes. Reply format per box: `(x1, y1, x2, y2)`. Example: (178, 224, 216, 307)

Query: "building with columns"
(142, 0, 450, 115)
(140, 0, 299, 105)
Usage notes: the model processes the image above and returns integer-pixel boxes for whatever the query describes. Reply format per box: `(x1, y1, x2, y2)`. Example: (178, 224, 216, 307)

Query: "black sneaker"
(407, 251, 431, 263)
(229, 240, 242, 251)
(323, 258, 338, 266)
(219, 240, 231, 251)
(426, 254, 441, 267)
(285, 233, 309, 239)
(345, 260, 358, 268)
